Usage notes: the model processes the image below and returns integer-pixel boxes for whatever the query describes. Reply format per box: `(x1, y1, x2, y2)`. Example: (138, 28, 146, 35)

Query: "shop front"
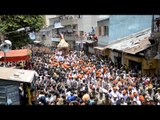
(0, 67, 37, 105)
(124, 54, 158, 75)
(94, 47, 106, 56)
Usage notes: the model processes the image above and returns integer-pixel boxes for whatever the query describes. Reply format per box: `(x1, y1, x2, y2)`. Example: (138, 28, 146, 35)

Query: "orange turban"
(128, 86, 132, 90)
(113, 80, 118, 84)
(82, 94, 90, 102)
(139, 95, 145, 101)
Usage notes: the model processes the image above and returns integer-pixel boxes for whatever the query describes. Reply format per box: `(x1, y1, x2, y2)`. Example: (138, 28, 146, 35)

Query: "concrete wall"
(109, 15, 152, 43)
(45, 15, 57, 26)
(97, 19, 109, 46)
(124, 54, 158, 75)
(98, 36, 109, 46)
(78, 15, 99, 34)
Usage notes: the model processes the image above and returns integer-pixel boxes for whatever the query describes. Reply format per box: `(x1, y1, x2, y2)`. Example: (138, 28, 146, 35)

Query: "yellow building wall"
(142, 58, 158, 75)
(104, 49, 110, 56)
(142, 59, 158, 69)
(125, 55, 143, 63)
(124, 54, 158, 75)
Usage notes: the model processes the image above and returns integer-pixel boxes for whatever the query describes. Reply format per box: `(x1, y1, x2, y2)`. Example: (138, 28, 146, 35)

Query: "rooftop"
(0, 67, 37, 83)
(105, 28, 151, 54)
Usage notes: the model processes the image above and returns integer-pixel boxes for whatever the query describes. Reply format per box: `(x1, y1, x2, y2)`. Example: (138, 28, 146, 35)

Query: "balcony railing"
(61, 19, 78, 26)
(64, 34, 78, 41)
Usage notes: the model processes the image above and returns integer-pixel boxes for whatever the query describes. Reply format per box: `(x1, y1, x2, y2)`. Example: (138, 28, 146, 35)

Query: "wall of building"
(109, 15, 152, 43)
(109, 50, 121, 63)
(124, 54, 158, 75)
(49, 17, 60, 26)
(78, 15, 99, 35)
(97, 19, 109, 46)
(45, 15, 57, 26)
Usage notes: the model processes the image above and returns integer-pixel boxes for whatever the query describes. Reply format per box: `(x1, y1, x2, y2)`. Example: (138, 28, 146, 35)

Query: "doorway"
(129, 60, 142, 73)
(114, 56, 122, 69)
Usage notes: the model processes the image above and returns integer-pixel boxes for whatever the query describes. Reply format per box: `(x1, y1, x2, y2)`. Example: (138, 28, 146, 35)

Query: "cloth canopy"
(0, 49, 31, 62)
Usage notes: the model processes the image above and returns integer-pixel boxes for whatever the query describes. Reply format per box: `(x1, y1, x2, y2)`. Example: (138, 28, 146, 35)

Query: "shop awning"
(0, 49, 31, 62)
(0, 67, 37, 83)
(104, 29, 151, 54)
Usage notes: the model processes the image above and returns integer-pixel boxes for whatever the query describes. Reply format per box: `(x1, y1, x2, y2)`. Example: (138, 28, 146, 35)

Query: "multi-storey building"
(96, 15, 152, 47)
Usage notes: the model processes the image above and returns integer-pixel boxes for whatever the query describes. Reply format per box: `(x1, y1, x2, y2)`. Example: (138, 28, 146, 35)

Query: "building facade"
(148, 15, 160, 76)
(109, 15, 152, 43)
(46, 15, 103, 49)
(96, 18, 109, 46)
(44, 15, 57, 27)
(96, 15, 152, 46)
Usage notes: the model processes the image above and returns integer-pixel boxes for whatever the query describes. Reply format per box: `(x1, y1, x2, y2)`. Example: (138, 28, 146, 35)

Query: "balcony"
(64, 35, 77, 41)
(61, 19, 78, 26)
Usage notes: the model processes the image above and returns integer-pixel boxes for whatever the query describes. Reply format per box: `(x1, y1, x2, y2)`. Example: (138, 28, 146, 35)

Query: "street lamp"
(0, 40, 12, 67)
(4, 27, 31, 35)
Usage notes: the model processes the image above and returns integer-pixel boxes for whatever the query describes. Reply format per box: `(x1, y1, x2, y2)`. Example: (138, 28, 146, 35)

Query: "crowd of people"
(1, 44, 160, 105)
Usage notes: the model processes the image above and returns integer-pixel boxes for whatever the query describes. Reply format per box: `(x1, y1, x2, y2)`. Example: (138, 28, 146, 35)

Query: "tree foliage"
(0, 15, 45, 49)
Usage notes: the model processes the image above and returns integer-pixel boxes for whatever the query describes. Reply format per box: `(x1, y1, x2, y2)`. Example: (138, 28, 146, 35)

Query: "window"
(79, 31, 84, 36)
(73, 25, 76, 29)
(106, 26, 109, 36)
(103, 26, 109, 36)
(99, 26, 101, 36)
(103, 26, 106, 36)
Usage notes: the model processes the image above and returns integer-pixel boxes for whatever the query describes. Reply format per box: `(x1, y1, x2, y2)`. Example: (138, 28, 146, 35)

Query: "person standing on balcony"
(91, 27, 95, 35)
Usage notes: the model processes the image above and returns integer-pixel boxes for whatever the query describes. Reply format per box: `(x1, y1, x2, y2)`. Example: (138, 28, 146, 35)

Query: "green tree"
(0, 15, 45, 49)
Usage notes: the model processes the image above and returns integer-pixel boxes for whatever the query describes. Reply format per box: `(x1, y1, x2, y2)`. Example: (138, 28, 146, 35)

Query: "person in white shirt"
(96, 90, 106, 105)
(111, 87, 119, 98)
(120, 98, 127, 105)
(111, 95, 118, 105)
